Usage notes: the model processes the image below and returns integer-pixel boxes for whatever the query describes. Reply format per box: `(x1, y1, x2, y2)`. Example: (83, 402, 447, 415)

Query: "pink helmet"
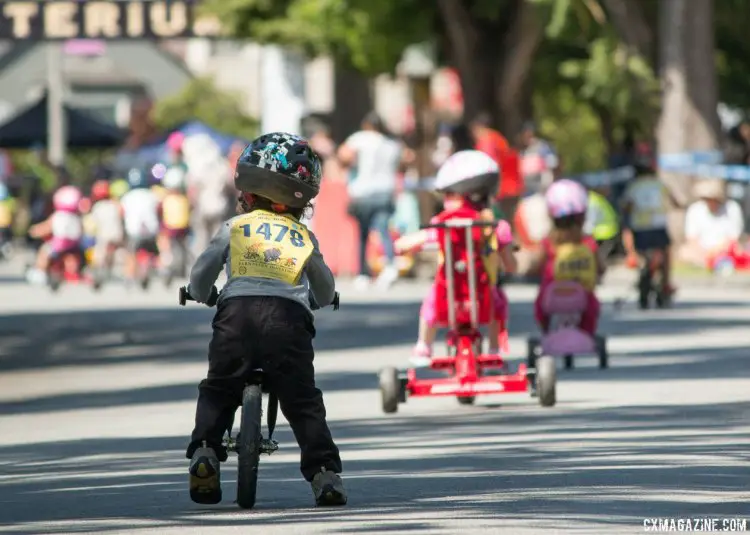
(53, 185, 83, 213)
(545, 179, 588, 218)
(167, 132, 185, 153)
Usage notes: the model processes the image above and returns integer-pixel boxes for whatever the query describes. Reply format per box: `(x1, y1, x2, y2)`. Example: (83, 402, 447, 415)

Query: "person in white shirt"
(120, 169, 160, 282)
(337, 112, 413, 290)
(681, 179, 744, 267)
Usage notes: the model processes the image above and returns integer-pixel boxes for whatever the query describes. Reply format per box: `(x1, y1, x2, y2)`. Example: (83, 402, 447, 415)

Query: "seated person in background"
(680, 179, 745, 268)
(621, 166, 676, 294)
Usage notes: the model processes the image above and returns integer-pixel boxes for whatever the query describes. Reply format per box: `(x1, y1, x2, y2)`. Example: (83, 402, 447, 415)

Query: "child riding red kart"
(379, 151, 553, 411)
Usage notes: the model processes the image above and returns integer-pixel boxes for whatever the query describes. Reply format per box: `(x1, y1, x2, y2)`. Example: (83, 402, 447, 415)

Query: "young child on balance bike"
(185, 132, 346, 507)
(533, 179, 604, 351)
(395, 150, 517, 367)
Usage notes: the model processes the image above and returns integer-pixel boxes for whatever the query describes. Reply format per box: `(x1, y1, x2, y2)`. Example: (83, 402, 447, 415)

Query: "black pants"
(186, 296, 342, 481)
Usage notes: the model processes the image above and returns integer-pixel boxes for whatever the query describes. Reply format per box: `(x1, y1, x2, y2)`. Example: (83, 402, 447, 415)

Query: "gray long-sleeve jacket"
(187, 215, 336, 316)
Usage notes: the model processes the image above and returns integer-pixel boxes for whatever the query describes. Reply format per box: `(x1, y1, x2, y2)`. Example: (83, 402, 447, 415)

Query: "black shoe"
(311, 468, 347, 506)
(189, 442, 222, 504)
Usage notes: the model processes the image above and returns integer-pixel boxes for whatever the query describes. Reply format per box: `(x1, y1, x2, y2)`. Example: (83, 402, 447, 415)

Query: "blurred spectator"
(468, 113, 521, 223)
(432, 122, 474, 169)
(518, 120, 558, 196)
(680, 179, 744, 267)
(724, 121, 750, 164)
(310, 125, 343, 183)
(182, 134, 231, 253)
(337, 111, 407, 290)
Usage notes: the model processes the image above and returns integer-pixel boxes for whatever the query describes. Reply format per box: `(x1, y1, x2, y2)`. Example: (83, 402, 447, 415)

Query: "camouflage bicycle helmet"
(234, 132, 322, 208)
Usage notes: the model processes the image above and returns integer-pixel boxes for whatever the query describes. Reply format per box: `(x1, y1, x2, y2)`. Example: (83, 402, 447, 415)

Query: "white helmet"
(163, 166, 186, 190)
(434, 150, 500, 198)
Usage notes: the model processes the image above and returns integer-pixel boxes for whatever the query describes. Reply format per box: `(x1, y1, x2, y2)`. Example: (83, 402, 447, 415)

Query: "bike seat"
(542, 281, 588, 314)
(246, 369, 265, 386)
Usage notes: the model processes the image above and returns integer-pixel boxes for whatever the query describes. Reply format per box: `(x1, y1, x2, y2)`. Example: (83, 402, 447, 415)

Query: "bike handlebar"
(420, 220, 499, 230)
(178, 286, 341, 311)
(179, 285, 219, 307)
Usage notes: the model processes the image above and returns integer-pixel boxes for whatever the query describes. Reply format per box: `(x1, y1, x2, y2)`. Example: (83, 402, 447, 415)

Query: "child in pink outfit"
(396, 195, 516, 364)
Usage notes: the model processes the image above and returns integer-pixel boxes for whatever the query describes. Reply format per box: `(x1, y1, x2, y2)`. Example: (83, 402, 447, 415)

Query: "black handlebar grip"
(179, 286, 218, 307)
(178, 286, 192, 306)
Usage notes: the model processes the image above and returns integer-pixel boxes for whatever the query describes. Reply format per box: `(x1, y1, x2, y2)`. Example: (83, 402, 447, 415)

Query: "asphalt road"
(0, 260, 748, 534)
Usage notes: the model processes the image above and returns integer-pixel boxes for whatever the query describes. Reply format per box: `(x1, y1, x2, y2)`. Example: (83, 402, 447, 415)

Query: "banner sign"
(0, 1, 224, 40)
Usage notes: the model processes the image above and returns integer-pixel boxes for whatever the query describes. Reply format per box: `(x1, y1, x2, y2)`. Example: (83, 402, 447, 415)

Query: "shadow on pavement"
(0, 401, 747, 533)
(0, 301, 422, 373)
(0, 369, 378, 417)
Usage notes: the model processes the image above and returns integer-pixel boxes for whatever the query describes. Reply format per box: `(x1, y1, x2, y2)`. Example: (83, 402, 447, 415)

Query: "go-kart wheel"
(378, 367, 400, 414)
(563, 354, 574, 370)
(596, 336, 608, 369)
(536, 356, 556, 407)
(49, 275, 61, 293)
(457, 396, 475, 406)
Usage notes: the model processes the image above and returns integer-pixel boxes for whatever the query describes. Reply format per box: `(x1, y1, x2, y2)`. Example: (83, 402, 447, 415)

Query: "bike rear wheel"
(236, 384, 263, 509)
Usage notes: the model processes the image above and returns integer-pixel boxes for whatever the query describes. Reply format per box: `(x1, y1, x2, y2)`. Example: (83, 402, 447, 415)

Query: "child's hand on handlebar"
(181, 285, 219, 307)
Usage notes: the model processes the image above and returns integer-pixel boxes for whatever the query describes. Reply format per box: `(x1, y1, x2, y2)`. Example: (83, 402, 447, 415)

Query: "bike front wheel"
(236, 384, 263, 509)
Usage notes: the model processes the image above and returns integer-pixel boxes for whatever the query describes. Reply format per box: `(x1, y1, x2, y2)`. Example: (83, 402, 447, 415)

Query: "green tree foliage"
(203, 0, 750, 170)
(152, 77, 259, 140)
(201, 0, 432, 74)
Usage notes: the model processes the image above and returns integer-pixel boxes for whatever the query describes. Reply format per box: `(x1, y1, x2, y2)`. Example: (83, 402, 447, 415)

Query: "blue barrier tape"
(658, 150, 723, 167)
(574, 166, 635, 187)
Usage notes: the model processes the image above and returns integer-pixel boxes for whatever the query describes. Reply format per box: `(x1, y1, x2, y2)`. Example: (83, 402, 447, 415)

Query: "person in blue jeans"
(338, 112, 413, 290)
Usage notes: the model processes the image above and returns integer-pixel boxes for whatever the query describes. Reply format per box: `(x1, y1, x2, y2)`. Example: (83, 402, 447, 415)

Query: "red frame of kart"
(404, 219, 528, 398)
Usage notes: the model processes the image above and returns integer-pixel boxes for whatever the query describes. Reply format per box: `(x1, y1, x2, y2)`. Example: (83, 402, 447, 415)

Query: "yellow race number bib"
(229, 210, 314, 285)
(553, 243, 597, 291)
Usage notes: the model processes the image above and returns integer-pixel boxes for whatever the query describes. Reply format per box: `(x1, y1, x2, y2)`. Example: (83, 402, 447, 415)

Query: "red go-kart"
(377, 219, 557, 413)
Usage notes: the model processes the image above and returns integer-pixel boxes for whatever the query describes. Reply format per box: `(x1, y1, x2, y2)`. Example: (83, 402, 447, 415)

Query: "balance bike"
(378, 219, 555, 413)
(179, 286, 340, 509)
(638, 249, 670, 309)
(527, 281, 608, 385)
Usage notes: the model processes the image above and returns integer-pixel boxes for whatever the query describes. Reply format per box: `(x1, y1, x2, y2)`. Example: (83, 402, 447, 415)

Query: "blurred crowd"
(0, 132, 243, 286)
(1, 111, 750, 285)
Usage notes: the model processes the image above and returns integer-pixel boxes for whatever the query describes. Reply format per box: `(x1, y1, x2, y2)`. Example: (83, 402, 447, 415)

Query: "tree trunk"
(437, 0, 542, 139)
(594, 104, 616, 160)
(657, 0, 720, 245)
(601, 0, 656, 69)
(495, 0, 544, 138)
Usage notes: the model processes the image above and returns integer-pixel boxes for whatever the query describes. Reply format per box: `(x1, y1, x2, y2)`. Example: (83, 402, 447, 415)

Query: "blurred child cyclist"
(158, 166, 191, 277)
(185, 132, 346, 507)
(621, 158, 676, 295)
(583, 185, 620, 258)
(120, 168, 160, 285)
(395, 150, 517, 367)
(27, 185, 84, 284)
(533, 179, 604, 336)
(109, 178, 130, 202)
(89, 179, 124, 277)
